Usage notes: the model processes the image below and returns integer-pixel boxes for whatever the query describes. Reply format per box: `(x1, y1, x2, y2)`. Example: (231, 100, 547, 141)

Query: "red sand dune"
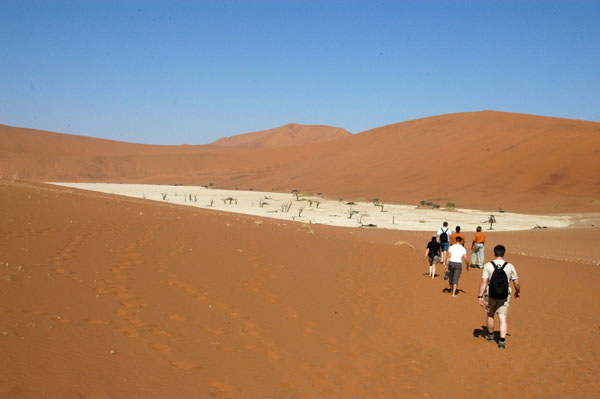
(210, 123, 352, 149)
(1, 111, 599, 213)
(1, 110, 599, 398)
(0, 179, 598, 398)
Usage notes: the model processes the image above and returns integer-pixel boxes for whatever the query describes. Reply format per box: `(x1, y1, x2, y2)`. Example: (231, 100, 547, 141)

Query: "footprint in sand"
(126, 318, 146, 328)
(206, 381, 235, 398)
(204, 327, 223, 335)
(225, 311, 240, 319)
(77, 393, 114, 399)
(85, 319, 110, 326)
(113, 306, 129, 316)
(151, 328, 172, 338)
(169, 360, 200, 370)
(119, 326, 139, 338)
(150, 343, 172, 353)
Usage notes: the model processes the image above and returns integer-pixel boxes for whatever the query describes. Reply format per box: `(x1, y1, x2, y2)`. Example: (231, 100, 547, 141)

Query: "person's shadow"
(472, 327, 511, 342)
(441, 288, 466, 295)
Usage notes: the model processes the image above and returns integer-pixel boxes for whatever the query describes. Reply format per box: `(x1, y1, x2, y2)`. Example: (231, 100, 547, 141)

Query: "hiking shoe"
(498, 341, 506, 349)
(486, 334, 494, 342)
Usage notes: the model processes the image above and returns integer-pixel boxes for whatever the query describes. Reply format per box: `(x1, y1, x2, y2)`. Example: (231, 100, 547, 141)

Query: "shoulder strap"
(500, 261, 507, 270)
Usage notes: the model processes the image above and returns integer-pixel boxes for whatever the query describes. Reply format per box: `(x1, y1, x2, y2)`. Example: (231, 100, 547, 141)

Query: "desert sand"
(1, 179, 599, 399)
(1, 111, 599, 398)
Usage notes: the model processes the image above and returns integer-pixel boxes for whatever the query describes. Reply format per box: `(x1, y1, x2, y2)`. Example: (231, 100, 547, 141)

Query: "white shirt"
(448, 243, 467, 263)
(437, 227, 452, 241)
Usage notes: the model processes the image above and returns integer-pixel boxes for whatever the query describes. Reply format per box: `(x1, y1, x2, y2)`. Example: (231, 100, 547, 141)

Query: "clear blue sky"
(2, 1, 599, 145)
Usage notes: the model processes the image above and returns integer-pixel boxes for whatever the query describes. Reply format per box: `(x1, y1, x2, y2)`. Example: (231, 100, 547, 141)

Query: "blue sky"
(1, 1, 599, 144)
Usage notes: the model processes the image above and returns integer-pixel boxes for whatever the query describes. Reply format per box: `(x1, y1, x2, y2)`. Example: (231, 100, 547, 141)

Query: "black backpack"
(488, 261, 509, 300)
(439, 228, 449, 243)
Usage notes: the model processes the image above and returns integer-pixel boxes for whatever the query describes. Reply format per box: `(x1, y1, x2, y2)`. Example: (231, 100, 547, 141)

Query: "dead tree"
(488, 215, 496, 230)
(298, 206, 306, 217)
(347, 207, 358, 219)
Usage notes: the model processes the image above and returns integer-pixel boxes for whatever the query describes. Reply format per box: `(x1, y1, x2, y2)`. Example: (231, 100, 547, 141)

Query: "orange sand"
(1, 180, 598, 398)
(1, 110, 599, 398)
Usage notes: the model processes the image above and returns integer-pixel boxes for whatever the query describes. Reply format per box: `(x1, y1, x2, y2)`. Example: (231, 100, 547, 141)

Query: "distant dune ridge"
(210, 123, 352, 149)
(1, 110, 599, 213)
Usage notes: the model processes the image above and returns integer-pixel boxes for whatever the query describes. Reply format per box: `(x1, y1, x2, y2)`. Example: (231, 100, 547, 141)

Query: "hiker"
(450, 225, 465, 246)
(471, 225, 486, 268)
(477, 245, 520, 349)
(424, 234, 442, 279)
(445, 236, 469, 297)
(437, 221, 452, 265)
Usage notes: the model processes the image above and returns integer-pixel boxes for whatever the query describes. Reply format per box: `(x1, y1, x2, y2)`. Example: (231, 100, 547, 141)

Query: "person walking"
(437, 221, 452, 265)
(477, 245, 520, 349)
(424, 234, 442, 279)
(445, 236, 469, 297)
(450, 225, 465, 246)
(471, 225, 486, 268)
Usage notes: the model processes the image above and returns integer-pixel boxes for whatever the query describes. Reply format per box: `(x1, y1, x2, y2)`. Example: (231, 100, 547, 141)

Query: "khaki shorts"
(428, 255, 441, 265)
(487, 297, 510, 315)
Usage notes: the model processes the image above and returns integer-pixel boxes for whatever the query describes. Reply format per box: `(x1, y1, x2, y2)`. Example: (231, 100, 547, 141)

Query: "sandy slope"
(1, 179, 598, 398)
(2, 111, 599, 214)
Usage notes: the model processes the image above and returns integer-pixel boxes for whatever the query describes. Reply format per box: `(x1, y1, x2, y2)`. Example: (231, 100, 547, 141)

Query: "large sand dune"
(1, 179, 598, 398)
(1, 111, 599, 397)
(2, 111, 599, 213)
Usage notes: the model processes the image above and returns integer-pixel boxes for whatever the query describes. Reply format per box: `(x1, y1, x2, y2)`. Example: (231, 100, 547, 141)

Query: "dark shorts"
(487, 297, 510, 315)
(448, 261, 462, 285)
(441, 242, 449, 251)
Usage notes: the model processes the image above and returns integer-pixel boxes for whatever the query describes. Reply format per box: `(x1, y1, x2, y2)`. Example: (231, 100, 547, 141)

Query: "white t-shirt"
(448, 243, 467, 263)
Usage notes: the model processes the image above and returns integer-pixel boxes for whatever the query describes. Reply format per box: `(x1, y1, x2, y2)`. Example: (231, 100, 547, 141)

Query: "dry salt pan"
(49, 183, 572, 232)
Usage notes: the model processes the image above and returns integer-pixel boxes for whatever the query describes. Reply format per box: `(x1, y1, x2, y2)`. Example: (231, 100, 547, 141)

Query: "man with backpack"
(477, 245, 521, 349)
(437, 221, 452, 265)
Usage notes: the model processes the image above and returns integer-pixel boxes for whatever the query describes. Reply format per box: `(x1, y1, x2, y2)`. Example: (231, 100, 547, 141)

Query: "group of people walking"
(424, 222, 486, 288)
(423, 221, 521, 349)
